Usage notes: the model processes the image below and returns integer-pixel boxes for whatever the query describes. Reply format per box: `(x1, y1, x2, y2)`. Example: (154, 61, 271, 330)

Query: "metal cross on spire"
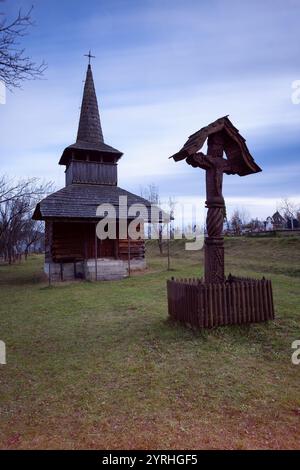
(84, 50, 96, 65)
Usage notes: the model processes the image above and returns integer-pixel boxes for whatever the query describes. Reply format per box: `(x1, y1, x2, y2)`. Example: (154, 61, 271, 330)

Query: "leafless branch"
(0, 5, 47, 89)
(0, 176, 52, 263)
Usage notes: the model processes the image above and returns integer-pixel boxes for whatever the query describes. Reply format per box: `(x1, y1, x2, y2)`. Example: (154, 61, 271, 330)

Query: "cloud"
(0, 0, 299, 224)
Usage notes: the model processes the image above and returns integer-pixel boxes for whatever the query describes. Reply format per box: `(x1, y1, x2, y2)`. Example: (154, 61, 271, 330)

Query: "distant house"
(271, 211, 286, 229)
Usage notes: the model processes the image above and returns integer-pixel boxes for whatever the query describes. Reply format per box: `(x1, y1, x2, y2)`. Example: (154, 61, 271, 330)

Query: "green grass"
(0, 237, 299, 449)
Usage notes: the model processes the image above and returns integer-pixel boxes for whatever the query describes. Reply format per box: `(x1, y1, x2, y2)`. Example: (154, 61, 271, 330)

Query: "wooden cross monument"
(170, 116, 262, 284)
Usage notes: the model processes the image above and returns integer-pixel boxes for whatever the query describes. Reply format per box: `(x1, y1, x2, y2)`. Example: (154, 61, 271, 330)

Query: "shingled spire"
(59, 61, 123, 166)
(77, 64, 104, 144)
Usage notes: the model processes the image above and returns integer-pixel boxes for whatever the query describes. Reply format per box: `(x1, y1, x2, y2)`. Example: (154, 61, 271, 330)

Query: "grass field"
(0, 237, 299, 449)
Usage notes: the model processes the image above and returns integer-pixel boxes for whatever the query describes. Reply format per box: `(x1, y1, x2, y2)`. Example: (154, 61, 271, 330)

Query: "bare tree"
(248, 218, 263, 232)
(279, 198, 299, 230)
(0, 195, 30, 263)
(140, 183, 164, 254)
(0, 4, 46, 89)
(168, 196, 176, 240)
(0, 176, 52, 263)
(22, 218, 44, 260)
(0, 176, 51, 204)
(229, 209, 249, 235)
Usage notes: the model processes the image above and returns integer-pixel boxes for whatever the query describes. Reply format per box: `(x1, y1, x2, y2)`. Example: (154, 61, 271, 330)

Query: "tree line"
(226, 199, 300, 235)
(0, 176, 51, 263)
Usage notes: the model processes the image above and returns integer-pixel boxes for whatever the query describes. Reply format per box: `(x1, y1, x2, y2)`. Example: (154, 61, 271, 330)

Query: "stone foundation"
(44, 258, 146, 282)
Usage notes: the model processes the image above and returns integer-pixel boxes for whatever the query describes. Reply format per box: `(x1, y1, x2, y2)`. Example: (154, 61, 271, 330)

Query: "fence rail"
(167, 276, 274, 328)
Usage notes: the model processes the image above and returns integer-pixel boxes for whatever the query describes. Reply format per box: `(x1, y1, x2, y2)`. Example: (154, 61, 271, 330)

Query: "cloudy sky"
(1, 0, 300, 223)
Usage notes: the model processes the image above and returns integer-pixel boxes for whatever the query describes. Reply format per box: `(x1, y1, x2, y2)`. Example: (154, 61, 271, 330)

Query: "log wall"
(118, 238, 145, 260)
(45, 220, 145, 262)
(65, 161, 117, 186)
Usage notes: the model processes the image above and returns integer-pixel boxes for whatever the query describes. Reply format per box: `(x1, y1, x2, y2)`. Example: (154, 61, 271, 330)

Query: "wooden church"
(33, 61, 154, 281)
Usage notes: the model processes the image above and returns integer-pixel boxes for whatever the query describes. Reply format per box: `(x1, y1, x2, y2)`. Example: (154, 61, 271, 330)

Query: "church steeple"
(76, 64, 104, 144)
(59, 59, 123, 167)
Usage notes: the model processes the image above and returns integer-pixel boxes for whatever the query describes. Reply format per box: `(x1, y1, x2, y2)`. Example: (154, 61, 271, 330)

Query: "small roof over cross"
(84, 50, 95, 65)
(170, 116, 261, 176)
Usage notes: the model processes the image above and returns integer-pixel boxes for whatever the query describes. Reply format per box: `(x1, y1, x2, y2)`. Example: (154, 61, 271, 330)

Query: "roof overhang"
(59, 140, 123, 165)
(170, 116, 261, 176)
(32, 185, 170, 223)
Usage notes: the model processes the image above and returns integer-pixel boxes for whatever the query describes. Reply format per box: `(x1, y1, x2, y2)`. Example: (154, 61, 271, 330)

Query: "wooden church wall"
(117, 238, 145, 260)
(51, 221, 86, 261)
(65, 161, 118, 186)
(45, 220, 145, 262)
(117, 221, 145, 260)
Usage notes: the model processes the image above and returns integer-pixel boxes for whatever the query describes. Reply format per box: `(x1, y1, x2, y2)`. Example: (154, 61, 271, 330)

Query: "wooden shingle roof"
(32, 184, 156, 221)
(170, 116, 261, 176)
(77, 64, 104, 144)
(59, 64, 123, 165)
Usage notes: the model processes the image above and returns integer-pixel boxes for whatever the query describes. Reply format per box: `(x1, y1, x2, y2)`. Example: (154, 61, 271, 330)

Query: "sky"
(1, 0, 300, 224)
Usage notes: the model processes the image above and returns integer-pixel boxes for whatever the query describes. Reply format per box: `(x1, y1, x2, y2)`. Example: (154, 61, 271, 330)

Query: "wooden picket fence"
(167, 275, 274, 328)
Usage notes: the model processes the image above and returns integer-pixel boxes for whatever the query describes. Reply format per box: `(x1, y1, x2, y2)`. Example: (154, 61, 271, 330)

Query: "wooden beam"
(167, 223, 170, 271)
(94, 223, 98, 281)
(128, 237, 131, 277)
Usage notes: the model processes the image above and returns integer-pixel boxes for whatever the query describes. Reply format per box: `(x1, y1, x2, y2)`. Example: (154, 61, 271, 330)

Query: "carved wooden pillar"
(204, 132, 225, 283)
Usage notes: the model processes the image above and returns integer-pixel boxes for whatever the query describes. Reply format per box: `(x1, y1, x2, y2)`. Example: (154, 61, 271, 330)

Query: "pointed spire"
(76, 64, 104, 144)
(59, 61, 123, 166)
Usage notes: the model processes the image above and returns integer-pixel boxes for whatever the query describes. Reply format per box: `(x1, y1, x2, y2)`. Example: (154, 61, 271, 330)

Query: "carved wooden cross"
(170, 117, 262, 284)
(195, 132, 233, 282)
